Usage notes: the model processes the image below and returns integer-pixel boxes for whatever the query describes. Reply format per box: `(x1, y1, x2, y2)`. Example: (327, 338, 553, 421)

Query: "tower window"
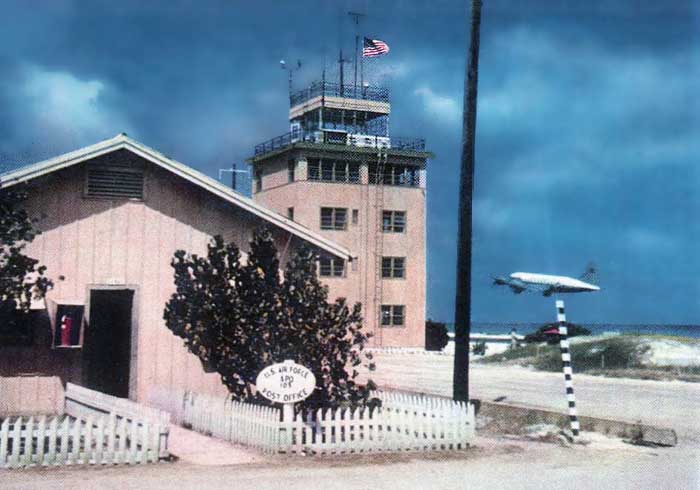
(381, 305, 405, 327)
(319, 257, 345, 277)
(308, 159, 361, 184)
(352, 209, 359, 225)
(369, 164, 420, 187)
(320, 207, 347, 230)
(382, 210, 406, 233)
(381, 257, 405, 279)
(288, 159, 295, 183)
(287, 207, 294, 221)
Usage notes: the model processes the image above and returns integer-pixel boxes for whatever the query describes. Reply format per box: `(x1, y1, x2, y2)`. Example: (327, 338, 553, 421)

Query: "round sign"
(255, 360, 316, 404)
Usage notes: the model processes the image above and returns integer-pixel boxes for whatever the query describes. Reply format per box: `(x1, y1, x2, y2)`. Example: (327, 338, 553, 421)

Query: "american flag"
(363, 38, 390, 57)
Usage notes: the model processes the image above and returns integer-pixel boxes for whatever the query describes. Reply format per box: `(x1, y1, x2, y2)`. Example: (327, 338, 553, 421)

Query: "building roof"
(0, 133, 353, 260)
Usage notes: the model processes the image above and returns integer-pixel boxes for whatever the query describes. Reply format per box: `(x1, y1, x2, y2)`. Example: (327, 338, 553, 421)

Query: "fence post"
(0, 418, 8, 468)
(10, 417, 21, 468)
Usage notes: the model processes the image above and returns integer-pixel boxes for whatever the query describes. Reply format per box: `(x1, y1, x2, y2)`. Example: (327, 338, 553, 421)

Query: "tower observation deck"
(249, 75, 431, 348)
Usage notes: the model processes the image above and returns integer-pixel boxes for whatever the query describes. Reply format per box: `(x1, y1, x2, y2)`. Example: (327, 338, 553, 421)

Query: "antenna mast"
(348, 11, 366, 91)
(337, 49, 351, 96)
(280, 59, 302, 98)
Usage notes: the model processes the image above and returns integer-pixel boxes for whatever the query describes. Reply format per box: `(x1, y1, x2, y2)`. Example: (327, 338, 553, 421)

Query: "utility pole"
(348, 11, 365, 93)
(453, 0, 483, 403)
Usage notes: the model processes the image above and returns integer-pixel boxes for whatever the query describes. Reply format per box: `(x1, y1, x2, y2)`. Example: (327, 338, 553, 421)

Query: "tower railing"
(290, 81, 390, 107)
(254, 129, 425, 156)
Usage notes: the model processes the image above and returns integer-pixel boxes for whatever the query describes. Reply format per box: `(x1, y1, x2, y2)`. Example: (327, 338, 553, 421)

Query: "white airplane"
(494, 264, 600, 297)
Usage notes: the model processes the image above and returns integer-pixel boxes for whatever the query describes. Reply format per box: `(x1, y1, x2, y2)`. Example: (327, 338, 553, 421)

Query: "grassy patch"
(479, 335, 700, 382)
(534, 337, 649, 372)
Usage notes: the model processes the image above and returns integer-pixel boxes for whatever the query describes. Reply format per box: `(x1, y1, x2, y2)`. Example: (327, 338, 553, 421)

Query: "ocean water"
(446, 322, 700, 339)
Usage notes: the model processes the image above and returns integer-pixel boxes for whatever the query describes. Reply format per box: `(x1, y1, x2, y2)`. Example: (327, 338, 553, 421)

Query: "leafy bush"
(0, 186, 53, 309)
(471, 340, 487, 356)
(163, 229, 375, 409)
(0, 185, 53, 344)
(524, 322, 592, 345)
(425, 319, 449, 351)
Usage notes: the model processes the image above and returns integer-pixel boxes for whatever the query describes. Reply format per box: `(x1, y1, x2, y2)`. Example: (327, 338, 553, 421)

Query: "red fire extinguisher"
(60, 314, 73, 346)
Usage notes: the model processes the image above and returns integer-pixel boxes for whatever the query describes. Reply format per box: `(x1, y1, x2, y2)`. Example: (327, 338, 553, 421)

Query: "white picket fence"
(64, 383, 170, 459)
(182, 392, 281, 454)
(182, 390, 475, 455)
(0, 414, 160, 469)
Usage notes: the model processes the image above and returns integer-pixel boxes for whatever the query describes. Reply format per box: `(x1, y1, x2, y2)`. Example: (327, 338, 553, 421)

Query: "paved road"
(360, 353, 700, 443)
(2, 439, 697, 489)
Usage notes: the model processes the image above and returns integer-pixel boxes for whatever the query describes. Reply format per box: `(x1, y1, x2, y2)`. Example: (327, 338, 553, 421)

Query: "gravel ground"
(1, 435, 697, 489)
(358, 352, 700, 444)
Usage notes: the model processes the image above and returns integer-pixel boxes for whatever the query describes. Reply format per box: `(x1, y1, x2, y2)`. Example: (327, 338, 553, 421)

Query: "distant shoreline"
(443, 322, 700, 339)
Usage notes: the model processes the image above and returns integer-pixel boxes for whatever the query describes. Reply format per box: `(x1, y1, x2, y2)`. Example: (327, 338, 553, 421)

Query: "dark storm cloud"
(0, 0, 698, 323)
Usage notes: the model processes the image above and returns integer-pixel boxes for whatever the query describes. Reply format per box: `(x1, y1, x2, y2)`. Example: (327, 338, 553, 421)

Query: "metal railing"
(254, 129, 425, 156)
(290, 81, 390, 106)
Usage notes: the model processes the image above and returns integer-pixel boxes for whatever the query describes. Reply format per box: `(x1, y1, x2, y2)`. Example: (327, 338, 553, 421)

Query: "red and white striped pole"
(556, 300, 580, 437)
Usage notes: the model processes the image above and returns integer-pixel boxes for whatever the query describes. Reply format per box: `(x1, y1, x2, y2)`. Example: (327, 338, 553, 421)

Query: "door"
(83, 289, 134, 398)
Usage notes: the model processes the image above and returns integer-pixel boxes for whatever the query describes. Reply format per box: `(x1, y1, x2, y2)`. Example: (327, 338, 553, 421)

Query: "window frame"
(380, 305, 406, 327)
(320, 207, 348, 231)
(287, 158, 295, 183)
(381, 256, 406, 279)
(308, 158, 361, 184)
(382, 210, 407, 233)
(319, 257, 346, 277)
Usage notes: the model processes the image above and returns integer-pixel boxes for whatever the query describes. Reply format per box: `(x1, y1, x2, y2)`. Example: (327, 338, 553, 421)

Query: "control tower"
(248, 73, 431, 348)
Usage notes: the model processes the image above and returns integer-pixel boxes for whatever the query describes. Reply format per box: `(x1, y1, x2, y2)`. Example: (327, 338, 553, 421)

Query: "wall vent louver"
(85, 165, 144, 200)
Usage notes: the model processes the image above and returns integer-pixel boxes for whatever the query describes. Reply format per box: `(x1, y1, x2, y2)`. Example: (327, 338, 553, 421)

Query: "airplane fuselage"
(509, 272, 600, 293)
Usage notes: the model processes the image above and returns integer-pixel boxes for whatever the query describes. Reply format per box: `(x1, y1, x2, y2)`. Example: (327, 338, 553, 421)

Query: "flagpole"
(348, 12, 365, 96)
(360, 41, 364, 88)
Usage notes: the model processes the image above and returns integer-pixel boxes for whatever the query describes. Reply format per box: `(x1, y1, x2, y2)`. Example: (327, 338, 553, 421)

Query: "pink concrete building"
(249, 79, 431, 347)
(0, 134, 352, 415)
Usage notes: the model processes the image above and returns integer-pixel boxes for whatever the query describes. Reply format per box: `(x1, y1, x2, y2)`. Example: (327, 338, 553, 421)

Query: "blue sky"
(1, 1, 699, 325)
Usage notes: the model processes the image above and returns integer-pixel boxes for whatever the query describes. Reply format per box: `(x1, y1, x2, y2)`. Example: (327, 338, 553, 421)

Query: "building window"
(369, 164, 420, 187)
(254, 170, 262, 193)
(381, 305, 405, 327)
(85, 164, 144, 200)
(382, 210, 406, 233)
(320, 207, 347, 230)
(319, 257, 345, 277)
(381, 257, 405, 279)
(308, 159, 361, 184)
(287, 207, 294, 221)
(352, 209, 359, 225)
(288, 159, 295, 183)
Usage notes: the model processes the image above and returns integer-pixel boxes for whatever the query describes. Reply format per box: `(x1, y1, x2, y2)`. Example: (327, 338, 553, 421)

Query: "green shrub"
(471, 340, 487, 356)
(425, 319, 449, 351)
(524, 322, 592, 345)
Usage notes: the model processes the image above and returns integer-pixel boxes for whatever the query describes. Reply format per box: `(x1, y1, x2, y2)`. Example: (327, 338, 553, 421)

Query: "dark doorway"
(83, 289, 134, 398)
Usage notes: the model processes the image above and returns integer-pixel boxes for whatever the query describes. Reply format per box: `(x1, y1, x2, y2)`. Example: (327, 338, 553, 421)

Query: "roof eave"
(1, 135, 353, 261)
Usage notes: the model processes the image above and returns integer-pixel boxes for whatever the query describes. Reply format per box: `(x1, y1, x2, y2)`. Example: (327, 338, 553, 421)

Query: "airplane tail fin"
(579, 263, 598, 286)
